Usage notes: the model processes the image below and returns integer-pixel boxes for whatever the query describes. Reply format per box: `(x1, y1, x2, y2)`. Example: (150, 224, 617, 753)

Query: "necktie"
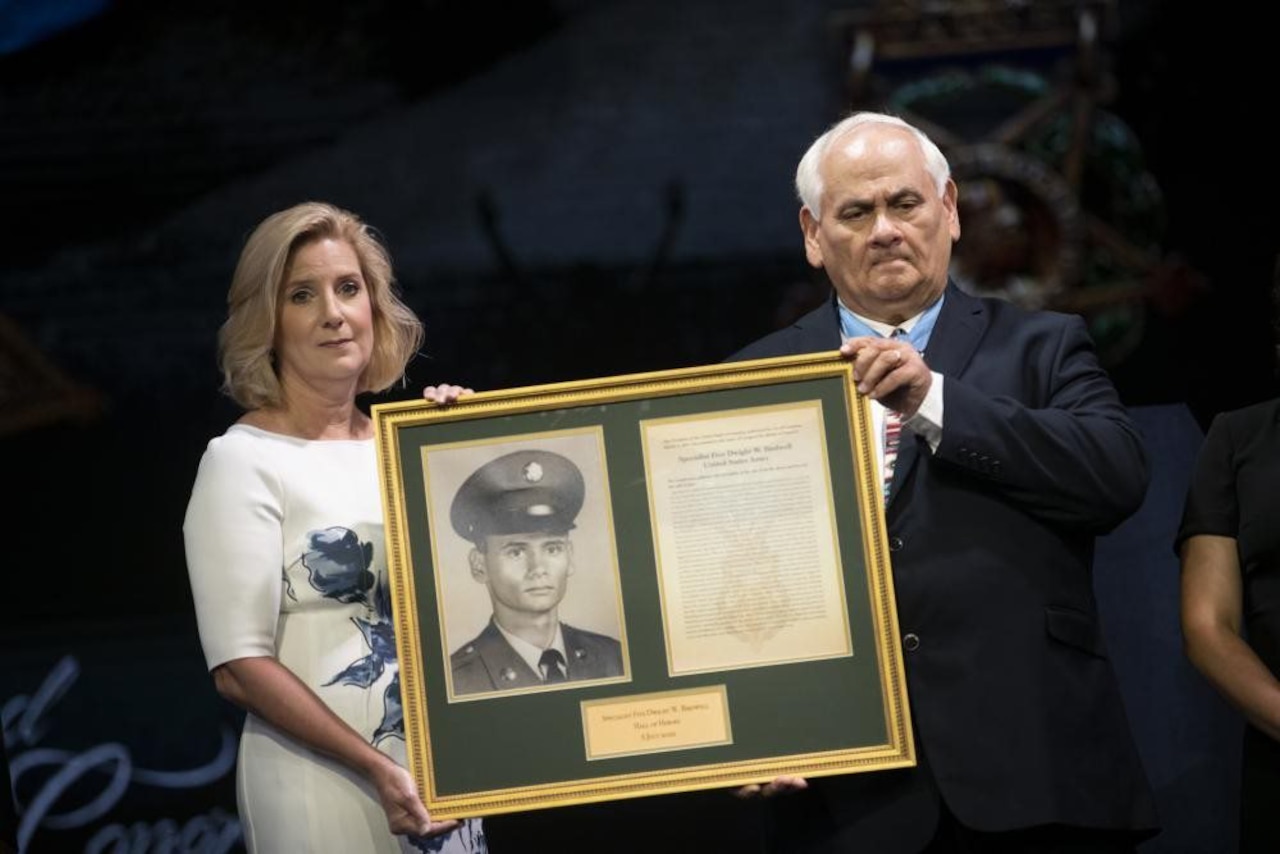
(539, 649, 566, 683)
(882, 327, 907, 502)
(883, 406, 902, 502)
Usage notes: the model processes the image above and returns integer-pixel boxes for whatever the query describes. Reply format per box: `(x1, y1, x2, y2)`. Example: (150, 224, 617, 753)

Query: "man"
(731, 112, 1160, 852)
(448, 448, 624, 695)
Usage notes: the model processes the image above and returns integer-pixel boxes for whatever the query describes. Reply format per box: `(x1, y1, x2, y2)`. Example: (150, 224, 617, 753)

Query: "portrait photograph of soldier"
(423, 429, 629, 699)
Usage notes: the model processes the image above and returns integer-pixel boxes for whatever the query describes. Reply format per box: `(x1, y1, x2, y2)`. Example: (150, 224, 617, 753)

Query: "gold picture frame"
(372, 350, 913, 820)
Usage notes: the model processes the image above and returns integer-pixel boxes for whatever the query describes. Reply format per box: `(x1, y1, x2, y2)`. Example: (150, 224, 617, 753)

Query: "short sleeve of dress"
(1174, 412, 1240, 554)
(183, 430, 285, 670)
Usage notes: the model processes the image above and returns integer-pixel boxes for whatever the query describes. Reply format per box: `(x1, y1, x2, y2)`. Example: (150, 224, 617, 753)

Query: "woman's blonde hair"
(217, 201, 424, 410)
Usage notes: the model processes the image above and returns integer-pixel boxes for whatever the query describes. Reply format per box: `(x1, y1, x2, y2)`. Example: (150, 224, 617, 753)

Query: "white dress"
(183, 424, 486, 853)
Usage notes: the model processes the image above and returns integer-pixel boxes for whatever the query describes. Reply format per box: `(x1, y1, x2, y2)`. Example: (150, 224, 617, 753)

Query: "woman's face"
(273, 237, 374, 397)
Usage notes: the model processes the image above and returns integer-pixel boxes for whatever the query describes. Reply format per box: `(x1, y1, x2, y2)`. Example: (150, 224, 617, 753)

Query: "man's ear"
(800, 206, 824, 269)
(566, 539, 575, 577)
(468, 547, 487, 582)
(943, 178, 960, 241)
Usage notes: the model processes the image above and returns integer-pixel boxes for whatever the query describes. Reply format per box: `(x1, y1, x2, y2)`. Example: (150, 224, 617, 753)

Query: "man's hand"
(841, 335, 930, 417)
(422, 384, 474, 404)
(734, 775, 809, 800)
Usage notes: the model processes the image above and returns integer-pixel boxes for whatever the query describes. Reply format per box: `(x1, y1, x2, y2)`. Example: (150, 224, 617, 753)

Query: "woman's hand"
(370, 757, 460, 838)
(422, 383, 474, 405)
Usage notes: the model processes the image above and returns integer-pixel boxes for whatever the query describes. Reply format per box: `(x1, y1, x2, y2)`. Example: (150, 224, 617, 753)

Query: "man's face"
(801, 124, 960, 325)
(470, 531, 573, 618)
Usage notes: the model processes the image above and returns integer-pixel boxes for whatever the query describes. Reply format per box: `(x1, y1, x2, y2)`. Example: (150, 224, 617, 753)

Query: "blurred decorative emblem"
(831, 0, 1205, 367)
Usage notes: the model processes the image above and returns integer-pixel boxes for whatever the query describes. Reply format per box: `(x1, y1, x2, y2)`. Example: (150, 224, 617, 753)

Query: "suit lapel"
(477, 621, 539, 687)
(796, 292, 844, 352)
(886, 283, 987, 507)
(918, 283, 987, 377)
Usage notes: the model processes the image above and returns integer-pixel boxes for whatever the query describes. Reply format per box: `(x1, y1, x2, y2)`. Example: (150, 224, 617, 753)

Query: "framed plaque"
(372, 350, 913, 819)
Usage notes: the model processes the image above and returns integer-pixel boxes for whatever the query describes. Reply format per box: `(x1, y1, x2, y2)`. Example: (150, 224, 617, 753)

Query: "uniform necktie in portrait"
(540, 648, 566, 683)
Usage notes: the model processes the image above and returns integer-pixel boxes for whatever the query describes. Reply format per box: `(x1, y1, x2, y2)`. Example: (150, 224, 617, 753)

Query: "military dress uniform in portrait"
(447, 448, 624, 697)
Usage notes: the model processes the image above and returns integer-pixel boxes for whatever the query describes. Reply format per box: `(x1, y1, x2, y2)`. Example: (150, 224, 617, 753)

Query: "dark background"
(1, 1, 1274, 851)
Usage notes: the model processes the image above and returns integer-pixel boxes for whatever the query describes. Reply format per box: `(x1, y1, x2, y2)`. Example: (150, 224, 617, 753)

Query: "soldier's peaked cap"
(450, 449, 585, 543)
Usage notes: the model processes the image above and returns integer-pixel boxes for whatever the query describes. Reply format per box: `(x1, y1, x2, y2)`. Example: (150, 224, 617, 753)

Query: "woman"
(183, 201, 484, 852)
(1177, 394, 1280, 854)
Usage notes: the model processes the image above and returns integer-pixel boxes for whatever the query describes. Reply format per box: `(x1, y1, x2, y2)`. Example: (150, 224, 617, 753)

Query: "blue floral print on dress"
(410, 819, 487, 853)
(300, 526, 487, 851)
(300, 527, 401, 742)
(301, 526, 375, 603)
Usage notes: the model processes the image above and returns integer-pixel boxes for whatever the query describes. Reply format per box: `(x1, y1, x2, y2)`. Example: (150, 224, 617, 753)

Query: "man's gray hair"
(794, 111, 951, 219)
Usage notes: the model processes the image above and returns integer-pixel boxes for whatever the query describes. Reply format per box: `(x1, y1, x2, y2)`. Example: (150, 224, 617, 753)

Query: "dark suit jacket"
(729, 283, 1159, 852)
(451, 618, 624, 695)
